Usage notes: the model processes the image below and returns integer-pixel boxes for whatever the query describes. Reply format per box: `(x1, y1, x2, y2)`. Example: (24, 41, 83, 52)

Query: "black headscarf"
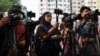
(40, 12, 52, 33)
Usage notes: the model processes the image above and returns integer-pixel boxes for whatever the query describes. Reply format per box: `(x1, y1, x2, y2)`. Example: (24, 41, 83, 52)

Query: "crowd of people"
(0, 5, 100, 56)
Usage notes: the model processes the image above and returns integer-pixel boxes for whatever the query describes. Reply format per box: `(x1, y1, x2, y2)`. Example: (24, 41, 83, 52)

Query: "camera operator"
(60, 16, 73, 44)
(73, 6, 91, 32)
(60, 15, 79, 56)
(73, 6, 91, 47)
(60, 16, 72, 56)
(79, 16, 98, 56)
(0, 15, 10, 56)
(75, 6, 98, 56)
(0, 5, 28, 56)
(74, 6, 91, 21)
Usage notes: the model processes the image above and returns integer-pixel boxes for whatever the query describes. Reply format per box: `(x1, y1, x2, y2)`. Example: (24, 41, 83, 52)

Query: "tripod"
(26, 18, 39, 56)
(62, 28, 77, 56)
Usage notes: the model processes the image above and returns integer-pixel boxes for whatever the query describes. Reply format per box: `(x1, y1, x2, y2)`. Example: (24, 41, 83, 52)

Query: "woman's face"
(45, 13, 51, 23)
(81, 9, 90, 17)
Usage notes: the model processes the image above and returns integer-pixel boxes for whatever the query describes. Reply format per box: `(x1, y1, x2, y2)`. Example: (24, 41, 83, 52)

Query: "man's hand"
(18, 40, 25, 47)
(0, 17, 9, 27)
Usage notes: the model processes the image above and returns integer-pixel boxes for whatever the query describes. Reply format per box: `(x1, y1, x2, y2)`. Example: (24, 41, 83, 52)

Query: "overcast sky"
(20, 0, 39, 21)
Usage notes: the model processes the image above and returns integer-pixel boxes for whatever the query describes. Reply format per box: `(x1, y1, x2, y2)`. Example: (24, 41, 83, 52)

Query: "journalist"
(35, 12, 63, 56)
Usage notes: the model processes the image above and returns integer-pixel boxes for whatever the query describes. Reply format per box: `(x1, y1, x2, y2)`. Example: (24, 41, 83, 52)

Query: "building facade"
(39, 0, 100, 23)
(96, 0, 100, 11)
(39, 0, 70, 24)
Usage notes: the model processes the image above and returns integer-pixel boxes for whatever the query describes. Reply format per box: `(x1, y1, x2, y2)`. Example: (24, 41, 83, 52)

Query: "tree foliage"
(0, 0, 18, 12)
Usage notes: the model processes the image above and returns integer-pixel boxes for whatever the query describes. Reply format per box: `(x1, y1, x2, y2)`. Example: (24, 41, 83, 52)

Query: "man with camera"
(0, 16, 10, 56)
(9, 5, 28, 56)
(73, 6, 91, 45)
(74, 6, 98, 56)
(0, 5, 28, 56)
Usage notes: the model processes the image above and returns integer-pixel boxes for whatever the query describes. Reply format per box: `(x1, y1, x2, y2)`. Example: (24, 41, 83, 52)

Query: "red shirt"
(16, 22, 25, 43)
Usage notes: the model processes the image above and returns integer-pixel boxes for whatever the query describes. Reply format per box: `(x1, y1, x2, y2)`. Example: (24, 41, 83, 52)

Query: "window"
(64, 4, 66, 6)
(68, 0, 70, 2)
(78, 2, 80, 4)
(64, 9, 66, 11)
(74, 6, 76, 8)
(73, 2, 76, 4)
(88, 2, 91, 4)
(51, 0, 54, 2)
(48, 8, 50, 10)
(68, 9, 70, 11)
(48, 0, 50, 2)
(81, 0, 84, 2)
(52, 4, 55, 6)
(51, 8, 54, 10)
(48, 4, 50, 6)
(94, 6, 96, 8)
(94, 2, 96, 4)
(66, 6, 68, 8)
(41, 0, 42, 2)
(41, 4, 43, 6)
(40, 12, 43, 15)
(59, 4, 62, 6)
(58, 0, 62, 2)
(88, 6, 91, 8)
(49, 8, 54, 11)
(74, 10, 76, 12)
(41, 8, 42, 11)
(64, 0, 66, 2)
(78, 6, 80, 8)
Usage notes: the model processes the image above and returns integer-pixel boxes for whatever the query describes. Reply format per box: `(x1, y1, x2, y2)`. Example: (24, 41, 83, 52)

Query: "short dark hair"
(80, 6, 91, 13)
(8, 5, 22, 14)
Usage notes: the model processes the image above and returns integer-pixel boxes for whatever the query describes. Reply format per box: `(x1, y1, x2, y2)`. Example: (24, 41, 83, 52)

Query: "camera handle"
(29, 17, 32, 22)
(55, 0, 58, 22)
(56, 14, 59, 22)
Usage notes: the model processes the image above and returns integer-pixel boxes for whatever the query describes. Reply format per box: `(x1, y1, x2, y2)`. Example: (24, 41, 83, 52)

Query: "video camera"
(0, 5, 25, 23)
(26, 11, 39, 33)
(85, 9, 100, 23)
(54, 9, 63, 15)
(9, 5, 25, 22)
(62, 16, 73, 29)
(27, 11, 35, 18)
(54, 9, 75, 16)
(54, 9, 75, 29)
(62, 13, 75, 29)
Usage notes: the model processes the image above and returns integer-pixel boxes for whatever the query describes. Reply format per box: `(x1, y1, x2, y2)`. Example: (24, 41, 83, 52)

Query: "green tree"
(0, 0, 19, 12)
